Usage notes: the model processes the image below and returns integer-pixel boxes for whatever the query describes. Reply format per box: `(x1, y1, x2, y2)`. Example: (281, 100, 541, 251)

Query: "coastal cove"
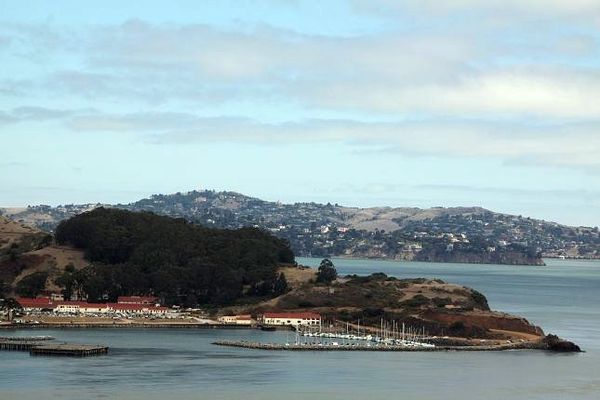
(1, 258, 599, 400)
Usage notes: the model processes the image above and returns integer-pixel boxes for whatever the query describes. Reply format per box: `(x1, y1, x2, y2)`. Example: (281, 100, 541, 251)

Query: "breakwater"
(0, 323, 251, 330)
(213, 340, 540, 352)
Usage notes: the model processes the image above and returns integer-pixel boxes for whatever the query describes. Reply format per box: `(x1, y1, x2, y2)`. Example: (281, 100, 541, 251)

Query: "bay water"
(1, 258, 598, 399)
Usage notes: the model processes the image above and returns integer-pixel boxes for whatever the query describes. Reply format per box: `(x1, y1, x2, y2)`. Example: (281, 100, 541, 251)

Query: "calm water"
(1, 258, 599, 400)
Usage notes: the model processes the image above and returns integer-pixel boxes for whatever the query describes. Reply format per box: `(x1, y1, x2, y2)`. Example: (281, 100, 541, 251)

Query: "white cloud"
(303, 67, 600, 118)
(9, 20, 595, 120)
(351, 0, 600, 18)
(3, 8, 600, 173)
(63, 112, 600, 172)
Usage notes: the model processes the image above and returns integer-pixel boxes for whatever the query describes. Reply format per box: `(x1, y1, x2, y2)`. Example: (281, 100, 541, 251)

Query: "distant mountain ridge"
(1, 189, 599, 262)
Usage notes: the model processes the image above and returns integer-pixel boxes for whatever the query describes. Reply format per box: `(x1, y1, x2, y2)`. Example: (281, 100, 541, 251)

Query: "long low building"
(16, 298, 171, 315)
(117, 296, 159, 305)
(259, 312, 321, 327)
(218, 315, 253, 325)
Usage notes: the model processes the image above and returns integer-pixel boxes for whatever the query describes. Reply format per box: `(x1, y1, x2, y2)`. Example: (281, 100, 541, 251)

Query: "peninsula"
(0, 209, 581, 352)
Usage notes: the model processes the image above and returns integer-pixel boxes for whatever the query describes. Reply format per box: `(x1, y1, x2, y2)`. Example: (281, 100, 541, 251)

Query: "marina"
(297, 319, 434, 348)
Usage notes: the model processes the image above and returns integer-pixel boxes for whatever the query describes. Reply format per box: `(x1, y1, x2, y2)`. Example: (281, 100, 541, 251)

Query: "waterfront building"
(218, 315, 253, 325)
(15, 297, 54, 311)
(54, 301, 110, 313)
(259, 312, 321, 327)
(16, 297, 171, 316)
(117, 296, 159, 305)
(109, 303, 170, 315)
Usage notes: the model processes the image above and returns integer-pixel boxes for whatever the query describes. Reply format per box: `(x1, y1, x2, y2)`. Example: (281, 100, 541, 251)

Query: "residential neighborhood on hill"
(1, 190, 599, 263)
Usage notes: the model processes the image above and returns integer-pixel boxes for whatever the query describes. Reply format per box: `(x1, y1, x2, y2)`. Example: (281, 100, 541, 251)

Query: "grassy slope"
(225, 265, 544, 340)
(0, 216, 87, 295)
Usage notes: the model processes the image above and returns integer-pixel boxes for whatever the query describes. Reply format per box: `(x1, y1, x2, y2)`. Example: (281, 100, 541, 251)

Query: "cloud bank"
(1, 2, 600, 173)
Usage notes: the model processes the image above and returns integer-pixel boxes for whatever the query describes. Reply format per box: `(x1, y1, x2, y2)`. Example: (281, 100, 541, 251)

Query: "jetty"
(0, 337, 108, 357)
(213, 340, 535, 352)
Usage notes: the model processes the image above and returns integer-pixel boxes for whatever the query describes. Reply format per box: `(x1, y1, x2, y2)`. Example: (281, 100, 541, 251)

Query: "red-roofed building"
(16, 297, 55, 311)
(108, 303, 170, 315)
(54, 301, 110, 314)
(259, 312, 321, 327)
(16, 298, 172, 316)
(117, 296, 159, 305)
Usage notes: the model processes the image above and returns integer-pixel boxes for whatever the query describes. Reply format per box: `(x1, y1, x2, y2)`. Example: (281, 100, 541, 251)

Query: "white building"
(259, 312, 321, 327)
(54, 302, 110, 314)
(218, 314, 253, 325)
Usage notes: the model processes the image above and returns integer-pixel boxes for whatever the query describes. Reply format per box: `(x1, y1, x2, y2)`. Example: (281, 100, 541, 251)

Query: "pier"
(0, 340, 43, 351)
(0, 335, 54, 341)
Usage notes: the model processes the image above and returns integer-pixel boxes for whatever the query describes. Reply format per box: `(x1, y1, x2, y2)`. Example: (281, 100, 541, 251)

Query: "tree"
(316, 258, 337, 284)
(273, 273, 288, 296)
(0, 297, 22, 321)
(16, 271, 49, 297)
(55, 264, 86, 301)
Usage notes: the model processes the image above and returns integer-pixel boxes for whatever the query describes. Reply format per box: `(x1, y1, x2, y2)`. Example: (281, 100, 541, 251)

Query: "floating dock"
(30, 343, 109, 357)
(0, 338, 108, 357)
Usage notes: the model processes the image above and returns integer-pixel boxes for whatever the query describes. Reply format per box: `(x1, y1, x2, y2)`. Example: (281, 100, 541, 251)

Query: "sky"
(1, 0, 600, 227)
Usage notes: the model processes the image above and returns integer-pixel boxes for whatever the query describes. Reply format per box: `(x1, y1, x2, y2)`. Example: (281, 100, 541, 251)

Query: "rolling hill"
(2, 189, 599, 263)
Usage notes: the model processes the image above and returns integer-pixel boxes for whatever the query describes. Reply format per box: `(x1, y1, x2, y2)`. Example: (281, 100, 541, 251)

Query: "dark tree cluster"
(316, 258, 337, 284)
(15, 271, 49, 297)
(54, 208, 294, 306)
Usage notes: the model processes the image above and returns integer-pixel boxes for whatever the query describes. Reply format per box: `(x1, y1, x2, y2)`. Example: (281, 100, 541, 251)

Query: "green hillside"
(54, 208, 294, 305)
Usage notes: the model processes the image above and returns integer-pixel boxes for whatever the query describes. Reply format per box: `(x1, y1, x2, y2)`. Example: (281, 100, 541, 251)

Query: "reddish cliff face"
(421, 310, 544, 337)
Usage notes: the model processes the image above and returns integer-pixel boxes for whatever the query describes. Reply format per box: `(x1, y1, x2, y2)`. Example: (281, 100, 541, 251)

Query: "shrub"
(403, 294, 430, 308)
(470, 290, 489, 309)
(432, 297, 452, 308)
(448, 321, 466, 333)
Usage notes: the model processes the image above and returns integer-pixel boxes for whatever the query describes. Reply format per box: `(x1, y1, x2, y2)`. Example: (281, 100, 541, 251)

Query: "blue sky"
(1, 0, 600, 227)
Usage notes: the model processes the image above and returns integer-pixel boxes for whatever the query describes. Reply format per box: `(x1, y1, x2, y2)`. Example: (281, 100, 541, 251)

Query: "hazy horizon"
(2, 1, 600, 227)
